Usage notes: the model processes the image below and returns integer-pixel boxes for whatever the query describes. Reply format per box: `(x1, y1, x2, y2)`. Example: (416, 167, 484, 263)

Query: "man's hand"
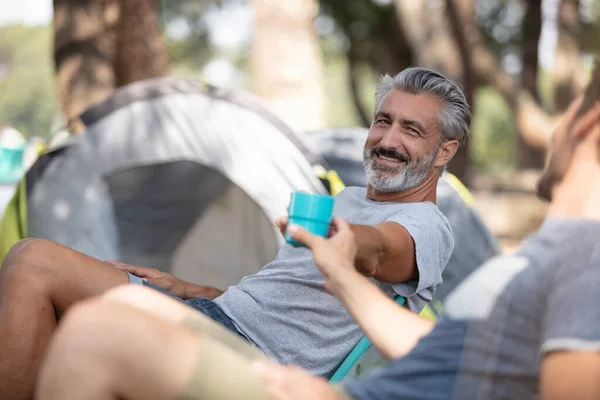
(253, 360, 343, 400)
(104, 260, 223, 300)
(275, 216, 335, 239)
(287, 217, 359, 295)
(275, 216, 289, 238)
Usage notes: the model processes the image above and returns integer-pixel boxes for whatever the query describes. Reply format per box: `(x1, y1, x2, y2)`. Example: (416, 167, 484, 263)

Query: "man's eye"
(376, 119, 389, 125)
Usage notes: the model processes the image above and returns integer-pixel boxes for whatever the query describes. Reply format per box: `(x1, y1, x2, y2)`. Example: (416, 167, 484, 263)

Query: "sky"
(0, 0, 53, 26)
(0, 0, 560, 71)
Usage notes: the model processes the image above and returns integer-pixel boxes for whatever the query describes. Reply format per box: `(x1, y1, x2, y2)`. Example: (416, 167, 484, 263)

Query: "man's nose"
(379, 124, 403, 149)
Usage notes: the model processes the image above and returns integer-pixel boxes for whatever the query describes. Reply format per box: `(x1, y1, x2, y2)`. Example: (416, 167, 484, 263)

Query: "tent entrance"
(105, 160, 278, 290)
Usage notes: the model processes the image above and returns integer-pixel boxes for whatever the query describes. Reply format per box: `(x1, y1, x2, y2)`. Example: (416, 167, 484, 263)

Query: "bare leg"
(36, 296, 271, 400)
(0, 239, 129, 400)
(101, 285, 264, 360)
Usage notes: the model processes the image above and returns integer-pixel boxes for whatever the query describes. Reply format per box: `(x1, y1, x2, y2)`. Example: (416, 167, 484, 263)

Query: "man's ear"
(435, 140, 459, 168)
(572, 100, 600, 141)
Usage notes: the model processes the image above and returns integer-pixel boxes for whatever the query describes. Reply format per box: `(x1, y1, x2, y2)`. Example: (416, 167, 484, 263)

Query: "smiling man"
(0, 67, 469, 400)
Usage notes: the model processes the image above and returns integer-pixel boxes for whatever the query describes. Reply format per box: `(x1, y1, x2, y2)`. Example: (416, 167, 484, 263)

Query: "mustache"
(369, 146, 410, 163)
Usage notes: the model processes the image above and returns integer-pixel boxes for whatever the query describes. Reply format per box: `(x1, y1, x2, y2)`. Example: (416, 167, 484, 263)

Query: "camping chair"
(329, 295, 407, 383)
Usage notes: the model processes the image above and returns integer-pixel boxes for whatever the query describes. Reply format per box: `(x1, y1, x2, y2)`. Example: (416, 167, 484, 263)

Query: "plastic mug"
(285, 191, 335, 247)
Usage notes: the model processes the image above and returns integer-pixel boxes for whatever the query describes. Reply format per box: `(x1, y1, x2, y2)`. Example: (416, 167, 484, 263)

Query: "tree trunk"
(516, 0, 546, 169)
(393, 0, 462, 80)
(53, 0, 119, 133)
(444, 0, 476, 185)
(370, 6, 414, 77)
(346, 43, 371, 128)
(251, 0, 326, 131)
(114, 0, 169, 86)
(553, 0, 584, 113)
(454, 0, 559, 152)
(577, 55, 600, 118)
(54, 0, 169, 134)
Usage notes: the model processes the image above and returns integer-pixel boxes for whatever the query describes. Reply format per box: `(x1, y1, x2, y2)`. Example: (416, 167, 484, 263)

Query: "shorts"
(125, 272, 246, 341)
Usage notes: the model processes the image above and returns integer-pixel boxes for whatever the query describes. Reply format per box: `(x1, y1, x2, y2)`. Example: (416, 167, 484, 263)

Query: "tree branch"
(346, 43, 371, 127)
(459, 4, 557, 150)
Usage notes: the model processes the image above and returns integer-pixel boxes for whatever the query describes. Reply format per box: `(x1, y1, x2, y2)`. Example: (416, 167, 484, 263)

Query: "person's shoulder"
(391, 201, 450, 226)
(520, 218, 600, 262)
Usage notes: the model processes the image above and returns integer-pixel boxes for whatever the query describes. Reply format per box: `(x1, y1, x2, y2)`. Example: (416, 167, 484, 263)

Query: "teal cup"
(0, 145, 25, 184)
(285, 191, 335, 247)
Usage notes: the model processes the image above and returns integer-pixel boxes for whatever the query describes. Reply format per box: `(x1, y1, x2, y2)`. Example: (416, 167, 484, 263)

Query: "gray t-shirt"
(344, 218, 600, 400)
(215, 187, 454, 377)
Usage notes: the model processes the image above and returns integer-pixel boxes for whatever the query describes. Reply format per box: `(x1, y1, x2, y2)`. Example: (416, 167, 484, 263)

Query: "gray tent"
(25, 78, 328, 291)
(305, 128, 502, 303)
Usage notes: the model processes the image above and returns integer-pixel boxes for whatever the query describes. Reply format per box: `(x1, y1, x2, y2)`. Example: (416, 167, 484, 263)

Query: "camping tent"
(5, 77, 329, 291)
(305, 128, 502, 304)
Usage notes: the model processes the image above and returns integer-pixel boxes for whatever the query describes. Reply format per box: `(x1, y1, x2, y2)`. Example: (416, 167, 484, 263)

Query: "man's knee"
(0, 238, 53, 282)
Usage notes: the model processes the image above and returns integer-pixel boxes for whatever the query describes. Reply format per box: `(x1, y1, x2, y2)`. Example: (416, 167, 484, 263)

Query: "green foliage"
(471, 86, 516, 172)
(0, 24, 60, 139)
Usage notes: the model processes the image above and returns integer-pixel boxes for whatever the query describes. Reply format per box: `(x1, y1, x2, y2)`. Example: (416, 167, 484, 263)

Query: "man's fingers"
(331, 217, 350, 233)
(275, 216, 288, 228)
(287, 224, 320, 248)
(111, 263, 151, 277)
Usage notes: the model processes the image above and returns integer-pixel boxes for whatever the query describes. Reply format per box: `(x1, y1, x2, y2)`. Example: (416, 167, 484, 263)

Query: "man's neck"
(367, 170, 439, 203)
(549, 149, 600, 222)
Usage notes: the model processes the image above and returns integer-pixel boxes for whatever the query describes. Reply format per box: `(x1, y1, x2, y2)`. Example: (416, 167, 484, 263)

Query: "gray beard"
(363, 146, 439, 192)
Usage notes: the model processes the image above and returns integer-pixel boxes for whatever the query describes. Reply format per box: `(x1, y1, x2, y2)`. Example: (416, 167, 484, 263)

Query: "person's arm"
(287, 219, 433, 359)
(253, 360, 345, 400)
(537, 222, 600, 400)
(105, 260, 224, 300)
(275, 217, 416, 283)
(349, 222, 416, 283)
(540, 351, 600, 400)
(330, 266, 433, 359)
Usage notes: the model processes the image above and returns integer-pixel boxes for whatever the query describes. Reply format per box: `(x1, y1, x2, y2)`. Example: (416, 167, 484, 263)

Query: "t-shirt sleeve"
(541, 241, 600, 355)
(385, 204, 454, 312)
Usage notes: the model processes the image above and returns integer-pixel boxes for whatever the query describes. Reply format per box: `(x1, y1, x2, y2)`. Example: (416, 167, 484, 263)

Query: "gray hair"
(373, 67, 471, 146)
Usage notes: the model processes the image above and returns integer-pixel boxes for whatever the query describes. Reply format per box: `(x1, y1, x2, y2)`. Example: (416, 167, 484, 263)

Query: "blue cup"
(0, 145, 25, 184)
(285, 191, 335, 247)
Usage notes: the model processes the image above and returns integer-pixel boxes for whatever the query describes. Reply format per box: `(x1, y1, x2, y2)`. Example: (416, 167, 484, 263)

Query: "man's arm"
(540, 351, 600, 400)
(276, 216, 417, 284)
(350, 222, 416, 283)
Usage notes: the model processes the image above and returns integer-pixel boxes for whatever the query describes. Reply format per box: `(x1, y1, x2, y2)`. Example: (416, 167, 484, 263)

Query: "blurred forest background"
(1, 0, 599, 247)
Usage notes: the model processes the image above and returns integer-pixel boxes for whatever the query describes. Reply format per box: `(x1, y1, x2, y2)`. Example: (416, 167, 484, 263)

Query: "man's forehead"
(377, 90, 441, 126)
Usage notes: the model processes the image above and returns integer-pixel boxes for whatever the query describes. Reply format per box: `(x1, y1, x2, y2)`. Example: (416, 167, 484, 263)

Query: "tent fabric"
(24, 77, 327, 289)
(0, 143, 60, 261)
(0, 178, 28, 260)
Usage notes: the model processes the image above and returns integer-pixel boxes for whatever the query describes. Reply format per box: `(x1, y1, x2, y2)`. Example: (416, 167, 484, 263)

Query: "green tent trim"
(0, 176, 28, 262)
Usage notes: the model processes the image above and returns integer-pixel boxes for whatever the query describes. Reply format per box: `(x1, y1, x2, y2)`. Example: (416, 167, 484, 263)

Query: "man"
(0, 67, 466, 399)
(36, 76, 600, 400)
